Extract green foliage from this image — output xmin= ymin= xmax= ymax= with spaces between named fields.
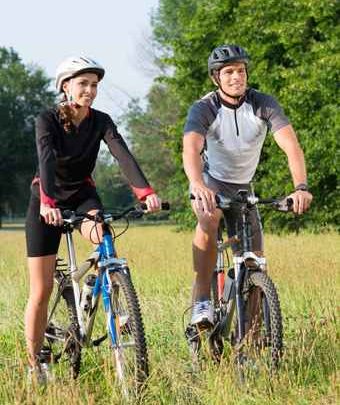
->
xmin=0 ymin=47 xmax=54 ymax=219
xmin=122 ymin=85 xmax=179 ymax=202
xmin=147 ymin=0 xmax=340 ymax=230
xmin=93 ymin=151 xmax=134 ymax=210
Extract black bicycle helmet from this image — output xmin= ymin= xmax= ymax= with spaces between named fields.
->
xmin=208 ymin=44 xmax=249 ymax=76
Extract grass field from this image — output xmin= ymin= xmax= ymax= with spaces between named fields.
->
xmin=0 ymin=225 xmax=338 ymax=404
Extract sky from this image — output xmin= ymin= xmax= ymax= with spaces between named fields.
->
xmin=1 ymin=0 xmax=160 ymax=119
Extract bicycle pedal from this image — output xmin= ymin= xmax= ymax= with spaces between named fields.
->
xmin=185 ymin=324 xmax=200 ymax=343
xmin=196 ymin=320 xmax=214 ymax=332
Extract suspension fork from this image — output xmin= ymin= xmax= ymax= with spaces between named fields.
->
xmin=233 ymin=256 xmax=246 ymax=342
xmin=216 ymin=237 xmax=225 ymax=301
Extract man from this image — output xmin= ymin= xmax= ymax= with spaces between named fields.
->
xmin=182 ymin=44 xmax=312 ymax=327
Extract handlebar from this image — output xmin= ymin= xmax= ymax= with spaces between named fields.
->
xmin=190 ymin=190 xmax=293 ymax=212
xmin=62 ymin=202 xmax=170 ymax=225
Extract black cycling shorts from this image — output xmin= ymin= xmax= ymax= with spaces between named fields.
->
xmin=200 ymin=172 xmax=264 ymax=252
xmin=25 ymin=184 xmax=103 ymax=257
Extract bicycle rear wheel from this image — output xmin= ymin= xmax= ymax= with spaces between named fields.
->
xmin=238 ymin=271 xmax=283 ymax=372
xmin=45 ymin=270 xmax=81 ymax=379
xmin=108 ymin=268 xmax=148 ymax=396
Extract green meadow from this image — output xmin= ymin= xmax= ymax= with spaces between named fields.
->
xmin=0 ymin=225 xmax=338 ymax=404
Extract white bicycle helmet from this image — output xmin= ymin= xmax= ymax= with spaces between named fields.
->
xmin=55 ymin=56 xmax=105 ymax=93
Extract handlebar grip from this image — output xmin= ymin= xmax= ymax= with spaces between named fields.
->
xmin=140 ymin=202 xmax=170 ymax=211
xmin=161 ymin=202 xmax=170 ymax=210
xmin=62 ymin=209 xmax=74 ymax=219
xmin=286 ymin=198 xmax=293 ymax=207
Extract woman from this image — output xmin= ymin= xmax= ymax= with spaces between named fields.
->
xmin=25 ymin=56 xmax=160 ymax=382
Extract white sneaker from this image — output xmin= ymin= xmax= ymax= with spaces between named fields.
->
xmin=27 ymin=362 xmax=52 ymax=386
xmin=191 ymin=300 xmax=214 ymax=327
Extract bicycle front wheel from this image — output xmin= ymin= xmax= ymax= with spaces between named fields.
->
xmin=108 ymin=268 xmax=148 ymax=396
xmin=239 ymin=271 xmax=283 ymax=372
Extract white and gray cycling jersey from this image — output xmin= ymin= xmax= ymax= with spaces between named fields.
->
xmin=184 ymin=88 xmax=290 ymax=184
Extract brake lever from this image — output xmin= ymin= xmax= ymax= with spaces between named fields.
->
xmin=275 ymin=197 xmax=293 ymax=212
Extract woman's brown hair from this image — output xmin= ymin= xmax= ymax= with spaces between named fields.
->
xmin=57 ymin=95 xmax=76 ymax=133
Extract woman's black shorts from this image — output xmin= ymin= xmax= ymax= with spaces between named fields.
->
xmin=25 ymin=184 xmax=103 ymax=257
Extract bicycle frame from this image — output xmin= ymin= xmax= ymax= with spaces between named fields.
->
xmin=51 ymin=221 xmax=129 ymax=349
xmin=217 ymin=196 xmax=267 ymax=345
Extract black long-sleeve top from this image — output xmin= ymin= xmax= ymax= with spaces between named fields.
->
xmin=33 ymin=107 xmax=154 ymax=207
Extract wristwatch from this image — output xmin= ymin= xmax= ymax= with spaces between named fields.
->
xmin=294 ymin=183 xmax=309 ymax=192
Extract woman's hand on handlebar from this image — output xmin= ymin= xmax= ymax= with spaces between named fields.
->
xmin=40 ymin=203 xmax=63 ymax=226
xmin=144 ymin=193 xmax=162 ymax=213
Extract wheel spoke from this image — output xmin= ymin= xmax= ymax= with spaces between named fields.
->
xmin=108 ymin=269 xmax=148 ymax=397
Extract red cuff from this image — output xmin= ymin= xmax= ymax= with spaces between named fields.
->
xmin=131 ymin=186 xmax=155 ymax=201
xmin=39 ymin=184 xmax=57 ymax=207
xmin=85 ymin=176 xmax=96 ymax=187
xmin=32 ymin=177 xmax=57 ymax=208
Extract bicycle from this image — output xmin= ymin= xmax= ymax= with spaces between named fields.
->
xmin=186 ymin=190 xmax=292 ymax=377
xmin=42 ymin=202 xmax=169 ymax=397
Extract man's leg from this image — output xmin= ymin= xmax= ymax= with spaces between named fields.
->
xmin=192 ymin=210 xmax=222 ymax=301
xmin=191 ymin=208 xmax=222 ymax=326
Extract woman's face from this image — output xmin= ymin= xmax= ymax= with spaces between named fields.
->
xmin=63 ymin=72 xmax=99 ymax=107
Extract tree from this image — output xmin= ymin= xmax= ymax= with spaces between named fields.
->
xmin=0 ymin=47 xmax=54 ymax=224
xmin=93 ymin=151 xmax=134 ymax=210
xmin=150 ymin=0 xmax=340 ymax=230
xmin=122 ymin=84 xmax=179 ymax=202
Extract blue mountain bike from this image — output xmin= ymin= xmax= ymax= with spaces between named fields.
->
xmin=43 ymin=203 xmax=168 ymax=396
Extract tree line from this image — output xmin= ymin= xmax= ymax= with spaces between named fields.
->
xmin=0 ymin=0 xmax=339 ymax=230
xmin=123 ymin=0 xmax=339 ymax=231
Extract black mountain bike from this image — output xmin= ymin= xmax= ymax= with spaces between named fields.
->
xmin=186 ymin=190 xmax=292 ymax=376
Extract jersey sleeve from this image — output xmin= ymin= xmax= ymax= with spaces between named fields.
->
xmin=103 ymin=116 xmax=155 ymax=200
xmin=261 ymin=95 xmax=290 ymax=133
xmin=35 ymin=112 xmax=57 ymax=207
xmin=183 ymin=101 xmax=213 ymax=136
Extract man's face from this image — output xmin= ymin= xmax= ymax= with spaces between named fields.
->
xmin=217 ymin=62 xmax=247 ymax=98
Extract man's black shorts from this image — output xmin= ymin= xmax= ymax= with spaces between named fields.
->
xmin=198 ymin=172 xmax=264 ymax=252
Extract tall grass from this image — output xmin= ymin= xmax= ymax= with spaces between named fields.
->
xmin=0 ymin=226 xmax=338 ymax=404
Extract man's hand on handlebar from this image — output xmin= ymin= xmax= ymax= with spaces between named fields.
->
xmin=190 ymin=182 xmax=216 ymax=215
xmin=288 ymin=190 xmax=313 ymax=215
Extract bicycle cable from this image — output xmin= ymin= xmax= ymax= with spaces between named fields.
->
xmin=111 ymin=216 xmax=130 ymax=240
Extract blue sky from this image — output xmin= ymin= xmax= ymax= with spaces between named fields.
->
xmin=1 ymin=0 xmax=160 ymax=119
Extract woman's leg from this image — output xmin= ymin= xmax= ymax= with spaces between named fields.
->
xmin=25 ymin=255 xmax=55 ymax=368
xmin=80 ymin=209 xmax=103 ymax=243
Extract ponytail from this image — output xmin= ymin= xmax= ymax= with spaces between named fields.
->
xmin=57 ymin=96 xmax=76 ymax=133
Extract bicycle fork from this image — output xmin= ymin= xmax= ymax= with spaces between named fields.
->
xmin=233 ymin=257 xmax=246 ymax=343
xmin=101 ymin=261 xmax=129 ymax=348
